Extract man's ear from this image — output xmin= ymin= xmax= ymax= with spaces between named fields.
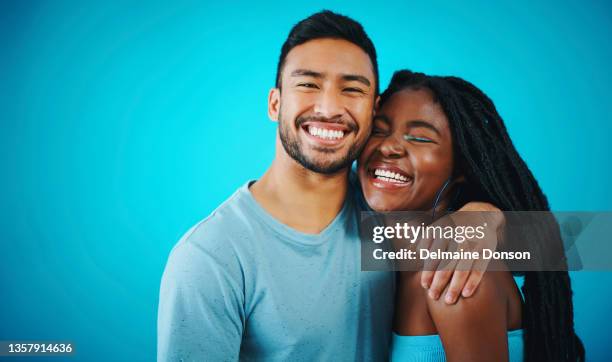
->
xmin=268 ymin=88 xmax=280 ymax=122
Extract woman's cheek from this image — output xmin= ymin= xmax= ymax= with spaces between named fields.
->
xmin=414 ymin=150 xmax=440 ymax=175
xmin=414 ymin=150 xmax=452 ymax=194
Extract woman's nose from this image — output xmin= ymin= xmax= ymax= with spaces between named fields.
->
xmin=378 ymin=134 xmax=406 ymax=159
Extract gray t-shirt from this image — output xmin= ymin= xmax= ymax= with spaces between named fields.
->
xmin=158 ymin=180 xmax=395 ymax=361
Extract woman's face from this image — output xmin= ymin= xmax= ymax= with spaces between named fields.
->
xmin=358 ymin=88 xmax=455 ymax=212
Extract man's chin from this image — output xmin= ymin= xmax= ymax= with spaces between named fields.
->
xmin=279 ymin=130 xmax=357 ymax=174
xmin=296 ymin=155 xmax=352 ymax=175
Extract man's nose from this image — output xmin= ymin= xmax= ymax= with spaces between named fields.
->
xmin=379 ymin=134 xmax=406 ymax=158
xmin=313 ymin=89 xmax=344 ymax=119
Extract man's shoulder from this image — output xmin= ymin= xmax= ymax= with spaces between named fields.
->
xmin=172 ymin=183 xmax=258 ymax=255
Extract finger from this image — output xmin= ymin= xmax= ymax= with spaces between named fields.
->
xmin=417 ymin=237 xmax=434 ymax=288
xmin=420 ymin=270 xmax=434 ymax=290
xmin=444 ymin=270 xmax=470 ymax=304
xmin=472 ymin=241 xmax=493 ymax=274
xmin=428 ymin=259 xmax=457 ymax=300
xmin=444 ymin=257 xmax=475 ymax=304
xmin=420 ymin=237 xmax=449 ymax=289
xmin=461 ymin=232 xmax=494 ymax=297
xmin=461 ymin=257 xmax=487 ymax=297
xmin=423 ymin=236 xmax=451 ymax=272
xmin=415 ymin=236 xmax=434 ymax=253
xmin=420 ymin=214 xmax=459 ymax=287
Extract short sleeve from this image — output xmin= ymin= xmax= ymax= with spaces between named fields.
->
xmin=157 ymin=237 xmax=245 ymax=362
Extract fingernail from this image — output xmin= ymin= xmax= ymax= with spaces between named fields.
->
xmin=422 ymin=281 xmax=430 ymax=289
xmin=429 ymin=290 xmax=439 ymax=300
xmin=445 ymin=293 xmax=455 ymax=304
xmin=462 ymin=287 xmax=473 ymax=297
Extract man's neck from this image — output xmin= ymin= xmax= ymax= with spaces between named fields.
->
xmin=250 ymin=146 xmax=349 ymax=234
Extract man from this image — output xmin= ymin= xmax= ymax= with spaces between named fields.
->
xmin=158 ymin=10 xmax=497 ymax=361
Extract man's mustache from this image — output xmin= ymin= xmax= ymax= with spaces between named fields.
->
xmin=295 ymin=115 xmax=358 ymax=133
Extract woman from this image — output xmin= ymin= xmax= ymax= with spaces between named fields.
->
xmin=357 ymin=70 xmax=584 ymax=361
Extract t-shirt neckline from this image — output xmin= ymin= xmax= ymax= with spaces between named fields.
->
xmin=240 ymin=180 xmax=352 ymax=246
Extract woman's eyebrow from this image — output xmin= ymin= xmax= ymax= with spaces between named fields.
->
xmin=406 ymin=119 xmax=441 ymax=136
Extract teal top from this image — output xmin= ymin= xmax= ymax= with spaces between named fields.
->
xmin=391 ymin=329 xmax=524 ymax=362
xmin=158 ymin=181 xmax=395 ymax=361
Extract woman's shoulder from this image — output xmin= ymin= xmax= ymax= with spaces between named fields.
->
xmin=426 ymin=266 xmax=522 ymax=331
xmin=416 ymin=268 xmax=522 ymax=360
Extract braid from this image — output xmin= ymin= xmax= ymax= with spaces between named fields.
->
xmin=381 ymin=70 xmax=585 ymax=361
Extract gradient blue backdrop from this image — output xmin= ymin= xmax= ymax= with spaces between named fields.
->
xmin=2 ymin=1 xmax=611 ymax=361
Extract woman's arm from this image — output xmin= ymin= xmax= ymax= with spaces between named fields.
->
xmin=426 ymin=271 xmax=515 ymax=362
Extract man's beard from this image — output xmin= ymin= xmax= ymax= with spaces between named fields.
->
xmin=278 ymin=112 xmax=367 ymax=175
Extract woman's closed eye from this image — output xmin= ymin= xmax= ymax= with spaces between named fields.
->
xmin=403 ymin=134 xmax=435 ymax=143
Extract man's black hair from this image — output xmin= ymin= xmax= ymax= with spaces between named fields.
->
xmin=275 ymin=10 xmax=379 ymax=94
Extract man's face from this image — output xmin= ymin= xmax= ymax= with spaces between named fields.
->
xmin=269 ymin=38 xmax=377 ymax=174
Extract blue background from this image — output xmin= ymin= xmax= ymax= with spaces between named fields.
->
xmin=2 ymin=1 xmax=611 ymax=361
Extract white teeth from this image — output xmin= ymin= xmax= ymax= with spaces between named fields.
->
xmin=307 ymin=126 xmax=344 ymax=140
xmin=373 ymin=168 xmax=409 ymax=182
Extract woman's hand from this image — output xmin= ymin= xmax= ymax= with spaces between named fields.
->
xmin=418 ymin=202 xmax=505 ymax=304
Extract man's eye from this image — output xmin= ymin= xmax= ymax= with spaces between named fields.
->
xmin=344 ymin=87 xmax=365 ymax=94
xmin=297 ymin=83 xmax=318 ymax=89
xmin=404 ymin=134 xmax=433 ymax=143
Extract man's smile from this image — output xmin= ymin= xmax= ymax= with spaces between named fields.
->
xmin=300 ymin=121 xmax=353 ymax=147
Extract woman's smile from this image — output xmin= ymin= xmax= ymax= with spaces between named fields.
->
xmin=366 ymin=162 xmax=413 ymax=189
